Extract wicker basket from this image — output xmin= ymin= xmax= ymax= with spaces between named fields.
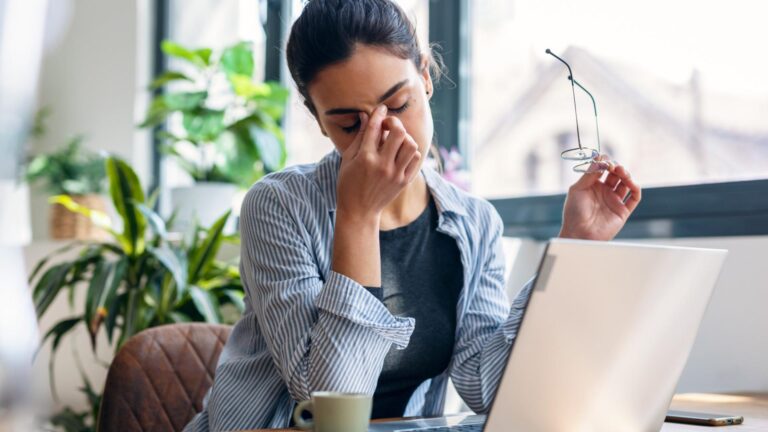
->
xmin=50 ymin=194 xmax=109 ymax=241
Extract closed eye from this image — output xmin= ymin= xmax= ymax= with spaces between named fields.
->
xmin=339 ymin=101 xmax=411 ymax=134
xmin=388 ymin=100 xmax=410 ymax=114
xmin=341 ymin=119 xmax=361 ymax=134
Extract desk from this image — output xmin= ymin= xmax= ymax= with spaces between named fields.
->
xmin=246 ymin=393 xmax=768 ymax=431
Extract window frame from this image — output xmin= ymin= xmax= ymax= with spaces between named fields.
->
xmin=490 ymin=179 xmax=768 ymax=240
xmin=433 ymin=0 xmax=768 ymax=240
xmin=151 ymin=1 xmax=768 ymax=240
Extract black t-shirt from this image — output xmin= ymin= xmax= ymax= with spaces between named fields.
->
xmin=366 ymin=195 xmax=464 ymax=419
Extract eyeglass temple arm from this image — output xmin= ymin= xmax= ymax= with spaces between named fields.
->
xmin=545 ymin=49 xmax=573 ymax=78
xmin=568 ymin=77 xmax=597 ymax=117
xmin=568 ymin=76 xmax=601 ymax=152
xmin=545 ymin=48 xmax=583 ymax=149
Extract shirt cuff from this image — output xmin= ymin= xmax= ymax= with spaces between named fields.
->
xmin=363 ymin=286 xmax=383 ymax=301
xmin=316 ymin=271 xmax=414 ymax=349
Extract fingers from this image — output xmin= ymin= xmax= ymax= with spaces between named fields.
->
xmin=353 ymin=105 xmax=422 ymax=183
xmin=615 ymin=183 xmax=630 ymax=200
xmin=396 ymin=134 xmax=421 ymax=173
xmin=570 ymin=154 xmax=611 ymax=191
xmin=604 ymin=171 xmax=621 ymax=190
xmin=617 ymin=166 xmax=642 ymax=212
xmin=345 ymin=112 xmax=369 ymax=158
xmin=380 ymin=116 xmax=407 ymax=160
xmin=609 ymin=164 xmax=642 ymax=213
xmin=403 ymin=147 xmax=422 ymax=181
xmin=602 ymin=182 xmax=632 ymax=217
xmin=379 ymin=115 xmax=420 ymax=177
xmin=360 ymin=105 xmax=388 ymax=153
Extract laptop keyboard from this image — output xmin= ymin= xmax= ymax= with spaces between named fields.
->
xmin=397 ymin=424 xmax=483 ymax=432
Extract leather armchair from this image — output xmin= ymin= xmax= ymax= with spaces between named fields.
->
xmin=97 ymin=323 xmax=231 ymax=431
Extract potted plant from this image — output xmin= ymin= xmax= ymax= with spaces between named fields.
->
xmin=25 ymin=135 xmax=108 ymax=240
xmin=31 ymin=155 xmax=243 ymax=432
xmin=140 ymin=40 xmax=289 ymax=232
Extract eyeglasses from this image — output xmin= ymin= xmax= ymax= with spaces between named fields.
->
xmin=546 ymin=48 xmax=610 ymax=173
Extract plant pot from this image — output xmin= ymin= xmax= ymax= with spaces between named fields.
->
xmin=170 ymin=182 xmax=238 ymax=234
xmin=50 ymin=194 xmax=109 ymax=241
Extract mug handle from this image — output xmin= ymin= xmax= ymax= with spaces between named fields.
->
xmin=293 ymin=400 xmax=314 ymax=430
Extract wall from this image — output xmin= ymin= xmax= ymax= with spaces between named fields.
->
xmin=30 ymin=0 xmax=150 ymax=240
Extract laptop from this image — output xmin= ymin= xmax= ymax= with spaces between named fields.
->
xmin=370 ymin=239 xmax=728 ymax=432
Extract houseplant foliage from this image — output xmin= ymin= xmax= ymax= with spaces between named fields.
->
xmin=25 ymin=113 xmax=111 ymax=240
xmin=25 ymin=135 xmax=106 ymax=196
xmin=32 ymin=156 xmax=243 ymax=431
xmin=141 ymin=40 xmax=289 ymax=189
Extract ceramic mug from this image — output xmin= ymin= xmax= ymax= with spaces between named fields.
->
xmin=292 ymin=391 xmax=372 ymax=432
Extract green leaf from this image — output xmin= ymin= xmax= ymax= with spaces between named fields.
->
xmin=86 ymin=258 xmax=127 ymax=347
xmin=146 ymin=187 xmax=161 ymax=210
xmin=189 ymin=286 xmax=221 ymax=323
xmin=120 ymin=289 xmax=141 ymax=347
xmin=49 ymin=195 xmax=120 ymax=241
xmin=161 ymin=40 xmax=209 ymax=67
xmin=105 ymin=292 xmax=126 ymax=345
xmin=41 ymin=316 xmax=81 ymax=354
xmin=250 ymin=125 xmax=284 ymax=172
xmin=139 ymin=95 xmax=170 ymax=128
xmin=265 ymin=81 xmax=289 ymax=104
xmin=220 ymin=42 xmax=254 ymax=78
xmin=149 ymin=245 xmax=187 ymax=294
xmin=136 ymin=203 xmax=167 ymax=240
xmin=188 ymin=210 xmax=231 ymax=283
xmin=170 ymin=311 xmax=192 ymax=323
xmin=25 ymin=135 xmax=107 ymax=195
xmin=33 ymin=263 xmax=72 ymax=318
xmin=106 ymin=157 xmax=147 ymax=256
xmin=84 ymin=261 xmax=110 ymax=341
xmin=149 ymin=70 xmax=193 ymax=89
xmin=164 ymin=91 xmax=207 ymax=111
xmin=182 ymin=108 xmax=225 ymax=142
xmin=25 ymin=155 xmax=50 ymax=179
xmin=213 ymin=130 xmax=262 ymax=187
xmin=49 ymin=407 xmax=89 ymax=432
xmin=28 ymin=241 xmax=83 ymax=284
xmin=224 ymin=289 xmax=245 ymax=313
xmin=195 ymin=48 xmax=212 ymax=66
xmin=230 ymin=74 xmax=270 ymax=98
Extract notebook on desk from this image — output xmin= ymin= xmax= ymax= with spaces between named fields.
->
xmin=369 ymin=239 xmax=727 ymax=432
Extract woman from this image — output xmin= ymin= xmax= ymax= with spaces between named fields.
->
xmin=185 ymin=0 xmax=641 ymax=430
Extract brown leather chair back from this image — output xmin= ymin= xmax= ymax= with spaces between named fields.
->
xmin=97 ymin=323 xmax=231 ymax=432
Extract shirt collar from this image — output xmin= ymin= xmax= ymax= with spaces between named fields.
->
xmin=313 ymin=149 xmax=467 ymax=218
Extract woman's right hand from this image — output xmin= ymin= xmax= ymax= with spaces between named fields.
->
xmin=335 ymin=104 xmax=422 ymax=221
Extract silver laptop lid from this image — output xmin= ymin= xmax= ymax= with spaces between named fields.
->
xmin=484 ymin=239 xmax=727 ymax=432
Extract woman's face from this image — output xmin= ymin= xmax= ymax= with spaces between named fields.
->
xmin=306 ymin=44 xmax=434 ymax=160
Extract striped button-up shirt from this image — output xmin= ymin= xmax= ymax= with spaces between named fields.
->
xmin=184 ymin=150 xmax=534 ymax=431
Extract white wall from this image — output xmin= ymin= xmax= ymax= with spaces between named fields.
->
xmin=31 ymin=0 xmax=150 ymax=240
xmin=502 ymin=235 xmax=768 ymax=393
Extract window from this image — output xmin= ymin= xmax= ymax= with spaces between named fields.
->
xmin=154 ymin=0 xmax=265 ymax=213
xmin=470 ymin=0 xmax=768 ymax=199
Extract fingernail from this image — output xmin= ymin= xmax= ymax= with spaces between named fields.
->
xmin=377 ymin=105 xmax=387 ymax=114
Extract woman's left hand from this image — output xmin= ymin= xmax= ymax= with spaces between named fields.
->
xmin=559 ymin=156 xmax=642 ymax=241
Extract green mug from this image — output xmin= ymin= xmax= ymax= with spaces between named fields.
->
xmin=292 ymin=391 xmax=372 ymax=432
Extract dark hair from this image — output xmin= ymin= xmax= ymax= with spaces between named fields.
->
xmin=286 ymin=0 xmax=442 ymax=115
